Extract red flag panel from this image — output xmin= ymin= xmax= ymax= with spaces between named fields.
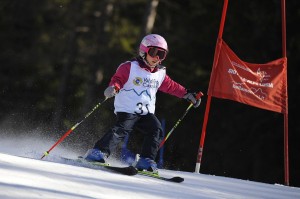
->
xmin=208 ymin=40 xmax=287 ymax=113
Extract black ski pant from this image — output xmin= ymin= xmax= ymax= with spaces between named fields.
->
xmin=94 ymin=112 xmax=164 ymax=161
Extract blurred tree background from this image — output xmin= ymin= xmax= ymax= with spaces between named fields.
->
xmin=0 ymin=0 xmax=299 ymax=186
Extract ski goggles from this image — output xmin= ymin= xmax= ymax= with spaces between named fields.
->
xmin=147 ymin=47 xmax=167 ymax=60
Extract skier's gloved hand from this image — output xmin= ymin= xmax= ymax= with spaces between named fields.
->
xmin=104 ymin=86 xmax=119 ymax=98
xmin=183 ymin=91 xmax=203 ymax=108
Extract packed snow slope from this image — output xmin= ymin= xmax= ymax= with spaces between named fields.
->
xmin=0 ymin=137 xmax=299 ymax=199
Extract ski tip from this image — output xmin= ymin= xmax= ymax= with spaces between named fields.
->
xmin=171 ymin=176 xmax=184 ymax=183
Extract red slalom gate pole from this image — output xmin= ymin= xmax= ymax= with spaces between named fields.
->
xmin=41 ymin=97 xmax=108 ymax=159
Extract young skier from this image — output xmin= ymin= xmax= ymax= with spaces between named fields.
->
xmin=83 ymin=34 xmax=202 ymax=172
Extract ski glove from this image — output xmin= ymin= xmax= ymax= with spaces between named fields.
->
xmin=183 ymin=91 xmax=203 ymax=108
xmin=104 ymin=86 xmax=118 ymax=98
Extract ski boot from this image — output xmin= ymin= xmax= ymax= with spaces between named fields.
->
xmin=83 ymin=148 xmax=107 ymax=163
xmin=135 ymin=156 xmax=158 ymax=173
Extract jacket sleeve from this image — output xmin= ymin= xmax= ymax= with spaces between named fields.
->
xmin=108 ymin=62 xmax=131 ymax=90
xmin=158 ymin=74 xmax=187 ymax=98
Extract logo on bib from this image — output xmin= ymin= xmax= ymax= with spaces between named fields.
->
xmin=133 ymin=77 xmax=143 ymax=86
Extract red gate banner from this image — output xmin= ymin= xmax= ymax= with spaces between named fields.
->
xmin=208 ymin=40 xmax=287 ymax=113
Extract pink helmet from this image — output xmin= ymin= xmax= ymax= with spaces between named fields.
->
xmin=139 ymin=34 xmax=168 ymax=59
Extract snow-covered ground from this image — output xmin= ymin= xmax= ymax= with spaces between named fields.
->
xmin=0 ymin=136 xmax=299 ymax=199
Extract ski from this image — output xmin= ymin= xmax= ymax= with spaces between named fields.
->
xmin=60 ymin=157 xmax=183 ymax=182
xmin=61 ymin=157 xmax=137 ymax=176
xmin=130 ymin=154 xmax=184 ymax=183
xmin=137 ymin=170 xmax=184 ymax=183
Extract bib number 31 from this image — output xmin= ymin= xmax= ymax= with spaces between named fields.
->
xmin=134 ymin=102 xmax=150 ymax=115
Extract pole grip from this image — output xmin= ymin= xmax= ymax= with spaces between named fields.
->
xmin=196 ymin=91 xmax=204 ymax=99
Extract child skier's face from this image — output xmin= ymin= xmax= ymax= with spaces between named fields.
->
xmin=146 ymin=53 xmax=160 ymax=68
xmin=146 ymin=47 xmax=167 ymax=68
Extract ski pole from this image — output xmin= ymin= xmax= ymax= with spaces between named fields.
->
xmin=159 ymin=92 xmax=203 ymax=149
xmin=41 ymin=97 xmax=108 ymax=159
